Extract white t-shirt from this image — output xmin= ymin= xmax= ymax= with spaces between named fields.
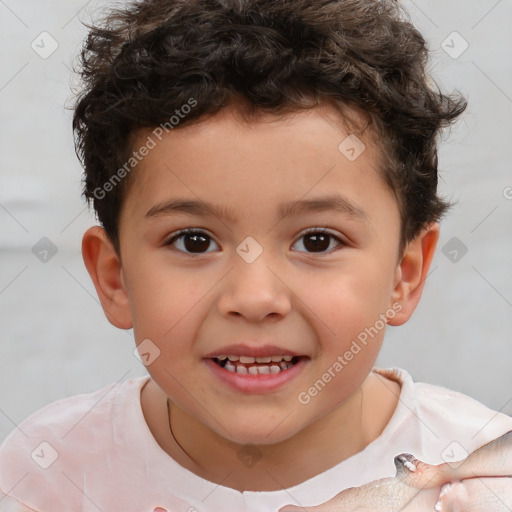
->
xmin=1 ymin=367 xmax=511 ymax=512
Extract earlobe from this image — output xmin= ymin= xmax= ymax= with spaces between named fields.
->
xmin=388 ymin=223 xmax=440 ymax=326
xmin=81 ymin=226 xmax=133 ymax=330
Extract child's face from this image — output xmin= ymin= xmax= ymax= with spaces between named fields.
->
xmin=115 ymin=103 xmax=406 ymax=444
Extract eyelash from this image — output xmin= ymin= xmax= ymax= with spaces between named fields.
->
xmin=164 ymin=227 xmax=346 ymax=255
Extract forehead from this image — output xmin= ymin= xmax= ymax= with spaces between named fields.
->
xmin=120 ymin=103 xmax=395 ymax=227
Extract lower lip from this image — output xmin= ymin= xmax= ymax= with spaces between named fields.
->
xmin=204 ymin=358 xmax=308 ymax=394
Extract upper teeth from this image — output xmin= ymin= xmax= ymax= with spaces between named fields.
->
xmin=216 ymin=355 xmax=294 ymax=363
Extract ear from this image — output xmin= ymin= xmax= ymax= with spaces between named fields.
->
xmin=387 ymin=223 xmax=439 ymax=326
xmin=81 ymin=226 xmax=133 ymax=329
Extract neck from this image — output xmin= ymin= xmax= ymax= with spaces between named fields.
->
xmin=154 ymin=372 xmax=399 ymax=492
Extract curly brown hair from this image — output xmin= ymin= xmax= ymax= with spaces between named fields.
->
xmin=72 ymin=0 xmax=466 ymax=256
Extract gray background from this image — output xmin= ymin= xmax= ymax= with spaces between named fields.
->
xmin=1 ymin=0 xmax=511 ymax=445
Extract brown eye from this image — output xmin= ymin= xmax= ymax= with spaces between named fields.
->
xmin=166 ymin=230 xmax=219 ymax=254
xmin=292 ymin=229 xmax=344 ymax=254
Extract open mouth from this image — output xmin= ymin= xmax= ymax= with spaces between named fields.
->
xmin=212 ymin=355 xmax=302 ymax=375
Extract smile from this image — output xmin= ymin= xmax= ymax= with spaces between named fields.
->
xmin=212 ymin=354 xmax=298 ymax=375
xmin=205 ymin=353 xmax=308 ymax=393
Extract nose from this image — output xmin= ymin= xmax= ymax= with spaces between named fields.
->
xmin=216 ymin=252 xmax=292 ymax=323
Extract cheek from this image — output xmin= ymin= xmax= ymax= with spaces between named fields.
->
xmin=128 ymin=261 xmax=212 ymax=340
xmin=309 ymin=262 xmax=394 ymax=339
xmin=300 ymin=261 xmax=393 ymax=388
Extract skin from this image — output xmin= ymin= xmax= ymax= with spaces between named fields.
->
xmin=82 ymin=101 xmax=439 ymax=492
xmin=279 ymin=430 xmax=512 ymax=512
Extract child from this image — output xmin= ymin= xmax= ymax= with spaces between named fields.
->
xmin=1 ymin=0 xmax=511 ymax=510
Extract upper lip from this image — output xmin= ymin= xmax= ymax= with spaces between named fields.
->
xmin=204 ymin=344 xmax=304 ymax=359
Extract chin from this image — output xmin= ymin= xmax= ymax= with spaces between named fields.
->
xmin=219 ymin=421 xmax=302 ymax=448
xmin=229 ymin=433 xmax=288 ymax=448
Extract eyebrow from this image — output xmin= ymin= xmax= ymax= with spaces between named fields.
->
xmin=145 ymin=194 xmax=370 ymax=224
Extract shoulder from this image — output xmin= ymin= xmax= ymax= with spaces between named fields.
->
xmin=414 ymin=377 xmax=510 ymax=425
xmin=376 ymin=368 xmax=512 ymax=462
xmin=1 ymin=376 xmax=148 ymax=446
xmin=0 ymin=376 xmax=149 ymax=508
xmin=414 ymin=377 xmax=512 ymax=442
